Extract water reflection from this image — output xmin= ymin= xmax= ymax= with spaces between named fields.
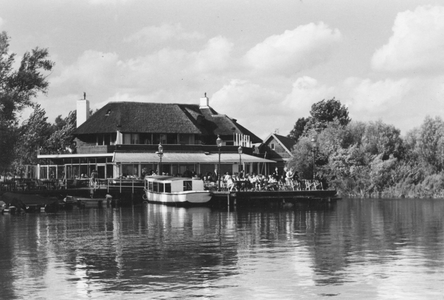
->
xmin=0 ymin=199 xmax=443 ymax=299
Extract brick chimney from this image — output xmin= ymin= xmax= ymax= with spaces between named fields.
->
xmin=77 ymin=92 xmax=90 ymax=127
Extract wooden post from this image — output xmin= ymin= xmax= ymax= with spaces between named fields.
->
xmin=227 ymin=192 xmax=230 ymax=209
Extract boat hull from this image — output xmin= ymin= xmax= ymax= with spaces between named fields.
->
xmin=145 ymin=190 xmax=212 ymax=204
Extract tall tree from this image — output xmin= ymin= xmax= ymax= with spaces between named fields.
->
xmin=13 ymin=104 xmax=51 ymax=174
xmin=361 ymin=120 xmax=404 ymax=160
xmin=288 ymin=117 xmax=308 ymax=141
xmin=46 ymin=110 xmax=77 ymax=154
xmin=305 ymin=98 xmax=351 ymax=133
xmin=414 ymin=116 xmax=444 ymax=172
xmin=0 ymin=31 xmax=53 ymax=174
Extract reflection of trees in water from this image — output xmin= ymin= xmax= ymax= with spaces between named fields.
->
xmin=2 ymin=199 xmax=443 ymax=295
xmin=310 ymin=198 xmax=444 ymax=285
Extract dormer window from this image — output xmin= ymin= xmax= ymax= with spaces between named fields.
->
xmin=271 ymin=143 xmax=275 ymax=150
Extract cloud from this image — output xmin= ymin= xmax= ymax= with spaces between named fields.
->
xmin=50 ymin=50 xmax=121 ymax=93
xmin=244 ymin=22 xmax=341 ymax=76
xmin=0 ymin=17 xmax=4 ymax=28
xmin=211 ymin=79 xmax=286 ymax=137
xmin=194 ymin=36 xmax=233 ymax=73
xmin=49 ymin=35 xmax=233 ymax=112
xmin=283 ymin=76 xmax=335 ymax=116
xmin=372 ymin=5 xmax=444 ymax=73
xmin=124 ymin=23 xmax=205 ymax=46
xmin=88 ymin=0 xmax=134 ymax=5
xmin=344 ymin=77 xmax=410 ymax=113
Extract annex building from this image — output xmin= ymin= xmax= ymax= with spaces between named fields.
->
xmin=36 ymin=95 xmax=275 ymax=181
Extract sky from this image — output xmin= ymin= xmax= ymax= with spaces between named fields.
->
xmin=1 ymin=0 xmax=444 ymax=139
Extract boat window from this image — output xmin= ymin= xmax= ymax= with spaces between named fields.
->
xmin=148 ymin=181 xmax=153 ymax=192
xmin=159 ymin=183 xmax=164 ymax=193
xmin=183 ymin=181 xmax=192 ymax=191
xmin=153 ymin=182 xmax=159 ymax=192
xmin=165 ymin=183 xmax=171 ymax=193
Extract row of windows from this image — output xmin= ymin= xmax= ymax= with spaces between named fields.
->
xmin=147 ymin=181 xmax=192 ymax=193
xmin=97 ymin=133 xmax=199 ymax=145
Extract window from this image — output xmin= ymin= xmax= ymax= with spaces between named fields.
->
xmin=153 ymin=133 xmax=167 ymax=144
xmin=183 ymin=181 xmax=192 ymax=191
xmin=167 ymin=133 xmax=177 ymax=144
xmin=179 ymin=134 xmax=195 ymax=144
xmin=165 ymin=183 xmax=171 ymax=193
xmin=123 ymin=133 xmax=140 ymax=144
xmin=271 ymin=143 xmax=275 ymax=150
xmin=140 ymin=133 xmax=151 ymax=144
xmin=131 ymin=134 xmax=139 ymax=144
xmin=123 ymin=133 xmax=131 ymax=145
xmin=153 ymin=182 xmax=159 ymax=192
xmin=148 ymin=181 xmax=153 ymax=192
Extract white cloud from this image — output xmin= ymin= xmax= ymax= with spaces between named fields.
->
xmin=0 ymin=17 xmax=4 ymax=28
xmin=194 ymin=36 xmax=233 ymax=73
xmin=88 ymin=0 xmax=134 ymax=5
xmin=50 ymin=35 xmax=232 ymax=96
xmin=211 ymin=79 xmax=286 ymax=138
xmin=344 ymin=77 xmax=410 ymax=113
xmin=372 ymin=5 xmax=444 ymax=73
xmin=283 ymin=76 xmax=335 ymax=116
xmin=51 ymin=50 xmax=121 ymax=92
xmin=124 ymin=23 xmax=205 ymax=46
xmin=244 ymin=22 xmax=341 ymax=76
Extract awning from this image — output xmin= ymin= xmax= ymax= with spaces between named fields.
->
xmin=113 ymin=152 xmax=275 ymax=164
xmin=38 ymin=153 xmax=114 ymax=159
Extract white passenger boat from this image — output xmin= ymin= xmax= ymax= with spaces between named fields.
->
xmin=144 ymin=175 xmax=212 ymax=205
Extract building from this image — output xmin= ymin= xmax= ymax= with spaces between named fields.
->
xmin=37 ymin=94 xmax=275 ymax=181
xmin=260 ymin=133 xmax=296 ymax=174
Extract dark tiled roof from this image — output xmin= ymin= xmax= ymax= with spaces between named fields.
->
xmin=74 ymin=101 xmax=262 ymax=143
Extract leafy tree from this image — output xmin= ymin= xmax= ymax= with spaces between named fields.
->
xmin=12 ymin=104 xmax=51 ymax=174
xmin=46 ymin=110 xmax=77 ymax=154
xmin=288 ymin=117 xmax=308 ymax=141
xmin=361 ymin=120 xmax=404 ymax=160
xmin=0 ymin=31 xmax=53 ymax=174
xmin=305 ymin=98 xmax=350 ymax=133
xmin=287 ymin=136 xmax=315 ymax=179
xmin=414 ymin=116 xmax=444 ymax=172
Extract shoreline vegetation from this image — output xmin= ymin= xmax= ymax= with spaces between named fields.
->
xmin=287 ymin=99 xmax=444 ymax=200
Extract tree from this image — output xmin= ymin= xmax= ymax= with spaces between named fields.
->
xmin=46 ymin=110 xmax=77 ymax=154
xmin=415 ymin=116 xmax=444 ymax=172
xmin=0 ymin=31 xmax=53 ymax=174
xmin=305 ymin=98 xmax=351 ymax=133
xmin=361 ymin=120 xmax=404 ymax=160
xmin=12 ymin=104 xmax=51 ymax=173
xmin=288 ymin=117 xmax=308 ymax=141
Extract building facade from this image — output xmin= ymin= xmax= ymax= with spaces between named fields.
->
xmin=37 ymin=95 xmax=275 ymax=181
xmin=260 ymin=133 xmax=296 ymax=174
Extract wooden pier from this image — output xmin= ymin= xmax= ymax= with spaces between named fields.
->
xmin=211 ymin=189 xmax=340 ymax=207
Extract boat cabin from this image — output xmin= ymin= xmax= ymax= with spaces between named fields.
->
xmin=145 ymin=176 xmax=205 ymax=193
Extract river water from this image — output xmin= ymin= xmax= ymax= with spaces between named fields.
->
xmin=0 ymin=198 xmax=443 ymax=300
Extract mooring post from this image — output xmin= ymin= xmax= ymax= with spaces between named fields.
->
xmin=227 ymin=192 xmax=230 ymax=209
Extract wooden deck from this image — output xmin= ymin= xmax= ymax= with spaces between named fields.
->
xmin=211 ymin=189 xmax=340 ymax=207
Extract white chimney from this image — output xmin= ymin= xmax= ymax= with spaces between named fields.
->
xmin=77 ymin=92 xmax=90 ymax=127
xmin=199 ymin=93 xmax=209 ymax=109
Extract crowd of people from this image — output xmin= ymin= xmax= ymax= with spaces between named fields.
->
xmin=203 ymin=168 xmax=326 ymax=192
xmin=137 ymin=167 xmax=327 ymax=192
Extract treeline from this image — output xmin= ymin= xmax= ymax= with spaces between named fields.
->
xmin=0 ymin=31 xmax=77 ymax=177
xmin=287 ymin=99 xmax=444 ymax=199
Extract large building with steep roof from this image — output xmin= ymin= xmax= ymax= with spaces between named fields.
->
xmin=37 ymin=95 xmax=274 ymax=181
